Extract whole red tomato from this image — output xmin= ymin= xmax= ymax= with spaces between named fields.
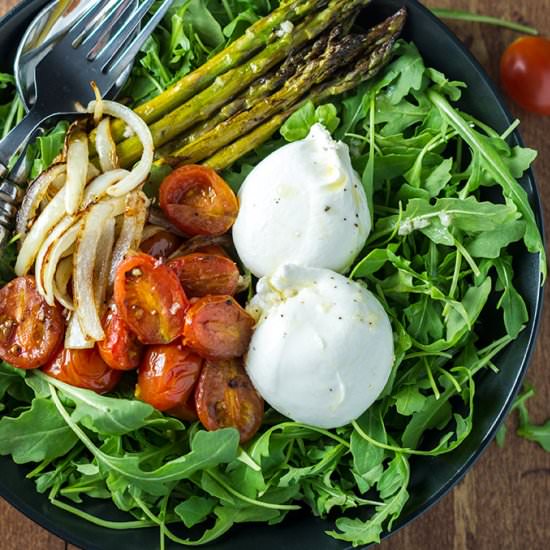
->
xmin=500 ymin=36 xmax=550 ymax=115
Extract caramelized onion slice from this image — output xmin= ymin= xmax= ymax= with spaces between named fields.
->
xmin=15 ymin=187 xmax=67 ymax=276
xmin=96 ymin=117 xmax=119 ymax=173
xmin=65 ymin=129 xmax=89 ymax=215
xmin=74 ymin=199 xmax=123 ymax=342
xmin=87 ymin=100 xmax=153 ymax=197
xmin=16 ymin=163 xmax=66 ymax=239
xmin=109 ymin=191 xmax=150 ymax=286
xmin=54 ymin=256 xmax=74 ymax=310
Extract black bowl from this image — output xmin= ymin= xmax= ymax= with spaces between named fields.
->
xmin=0 ymin=0 xmax=544 ymax=548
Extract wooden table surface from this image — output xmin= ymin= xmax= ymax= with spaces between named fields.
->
xmin=0 ymin=0 xmax=549 ymax=549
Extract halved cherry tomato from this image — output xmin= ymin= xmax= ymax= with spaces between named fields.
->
xmin=500 ymin=37 xmax=550 ymax=115
xmin=114 ymin=253 xmax=189 ymax=345
xmin=136 ymin=343 xmax=203 ymax=418
xmin=43 ymin=347 xmax=121 ymax=394
xmin=98 ymin=302 xmax=143 ymax=371
xmin=159 ymin=165 xmax=239 ymax=236
xmin=0 ymin=276 xmax=64 ymax=370
xmin=183 ymin=295 xmax=255 ymax=360
xmin=195 ymin=359 xmax=264 ymax=443
xmin=167 ymin=253 xmax=240 ymax=298
xmin=140 ymin=230 xmax=182 ymax=259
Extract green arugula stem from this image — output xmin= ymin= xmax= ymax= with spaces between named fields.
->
xmin=205 ymin=470 xmax=301 ymax=511
xmin=424 ymin=359 xmax=441 ymax=400
xmin=430 ymin=8 xmax=538 ymax=36
xmin=453 ymin=238 xmax=480 ymax=277
xmin=50 ymin=497 xmax=158 ymax=529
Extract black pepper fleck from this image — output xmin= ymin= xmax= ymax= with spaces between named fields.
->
xmin=324 ymin=206 xmax=331 ymax=212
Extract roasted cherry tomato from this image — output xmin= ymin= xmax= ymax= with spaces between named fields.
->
xmin=0 ymin=276 xmax=64 ymax=370
xmin=114 ymin=253 xmax=189 ymax=345
xmin=167 ymin=253 xmax=240 ymax=298
xmin=195 ymin=359 xmax=264 ymax=443
xmin=167 ymin=397 xmax=198 ymax=422
xmin=98 ymin=303 xmax=143 ymax=371
xmin=140 ymin=230 xmax=182 ymax=259
xmin=159 ymin=165 xmax=239 ymax=236
xmin=500 ymin=36 xmax=550 ymax=115
xmin=136 ymin=343 xmax=203 ymax=418
xmin=43 ymin=347 xmax=121 ymax=393
xmin=183 ymin=295 xmax=254 ymax=360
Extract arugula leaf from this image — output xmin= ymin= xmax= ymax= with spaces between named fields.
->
xmin=280 ymin=101 xmax=340 ymax=142
xmin=494 ymin=258 xmax=529 ymax=338
xmin=38 ymin=373 xmax=165 ymax=436
xmin=26 ymin=121 xmax=68 ymax=179
xmin=0 ymin=399 xmax=77 ymax=464
xmin=175 ymin=496 xmax=217 ymax=528
xmin=0 ymin=362 xmax=25 ymax=401
xmin=467 ymin=221 xmax=526 ymax=259
xmin=328 ymin=454 xmax=410 ymax=545
xmin=393 ymin=385 xmax=428 ymax=416
xmin=351 ymin=408 xmax=386 ymax=492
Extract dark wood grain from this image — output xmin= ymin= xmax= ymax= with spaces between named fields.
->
xmin=1 ymin=1 xmax=549 ymax=549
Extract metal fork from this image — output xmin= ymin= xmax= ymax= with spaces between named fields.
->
xmin=0 ymin=0 xmax=173 ymax=247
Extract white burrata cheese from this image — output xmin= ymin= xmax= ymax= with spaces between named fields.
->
xmin=233 ymin=124 xmax=371 ymax=278
xmin=245 ymin=264 xmax=394 ymax=429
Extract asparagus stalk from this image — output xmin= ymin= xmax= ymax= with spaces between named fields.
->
xmin=155 ymin=45 xmax=311 ymax=161
xmin=167 ymin=9 xmax=406 ymax=166
xmin=203 ymin=112 xmax=292 ymax=172
xmin=116 ymin=0 xmax=371 ymax=168
xmin=103 ymin=0 xmax=329 ymax=145
xmin=203 ymin=9 xmax=406 ymax=172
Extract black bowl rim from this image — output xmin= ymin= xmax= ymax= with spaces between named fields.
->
xmin=0 ymin=0 xmax=545 ymax=548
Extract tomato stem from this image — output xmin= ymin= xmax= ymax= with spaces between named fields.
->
xmin=431 ymin=8 xmax=539 ymax=36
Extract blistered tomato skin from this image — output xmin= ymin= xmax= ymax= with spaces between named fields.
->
xmin=500 ymin=37 xmax=550 ymax=116
xmin=114 ymin=253 xmax=189 ymax=345
xmin=159 ymin=165 xmax=239 ymax=236
xmin=43 ymin=347 xmax=121 ymax=394
xmin=98 ymin=303 xmax=143 ymax=371
xmin=140 ymin=230 xmax=182 ymax=259
xmin=195 ymin=359 xmax=264 ymax=443
xmin=0 ymin=276 xmax=64 ymax=370
xmin=167 ymin=253 xmax=240 ymax=298
xmin=136 ymin=343 xmax=203 ymax=414
xmin=183 ymin=295 xmax=255 ymax=360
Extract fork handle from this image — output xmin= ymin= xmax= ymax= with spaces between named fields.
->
xmin=0 ymin=109 xmax=45 ymax=248
xmin=0 ymin=109 xmax=44 ymax=178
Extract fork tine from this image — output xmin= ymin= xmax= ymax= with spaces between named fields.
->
xmin=58 ymin=0 xmax=113 ymax=47
xmin=102 ymin=0 xmax=173 ymax=75
xmin=91 ymin=0 xmax=155 ymax=63
xmin=82 ymin=0 xmax=136 ymax=54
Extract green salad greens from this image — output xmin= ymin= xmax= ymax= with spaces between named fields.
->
xmin=0 ymin=0 xmax=546 ymax=548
